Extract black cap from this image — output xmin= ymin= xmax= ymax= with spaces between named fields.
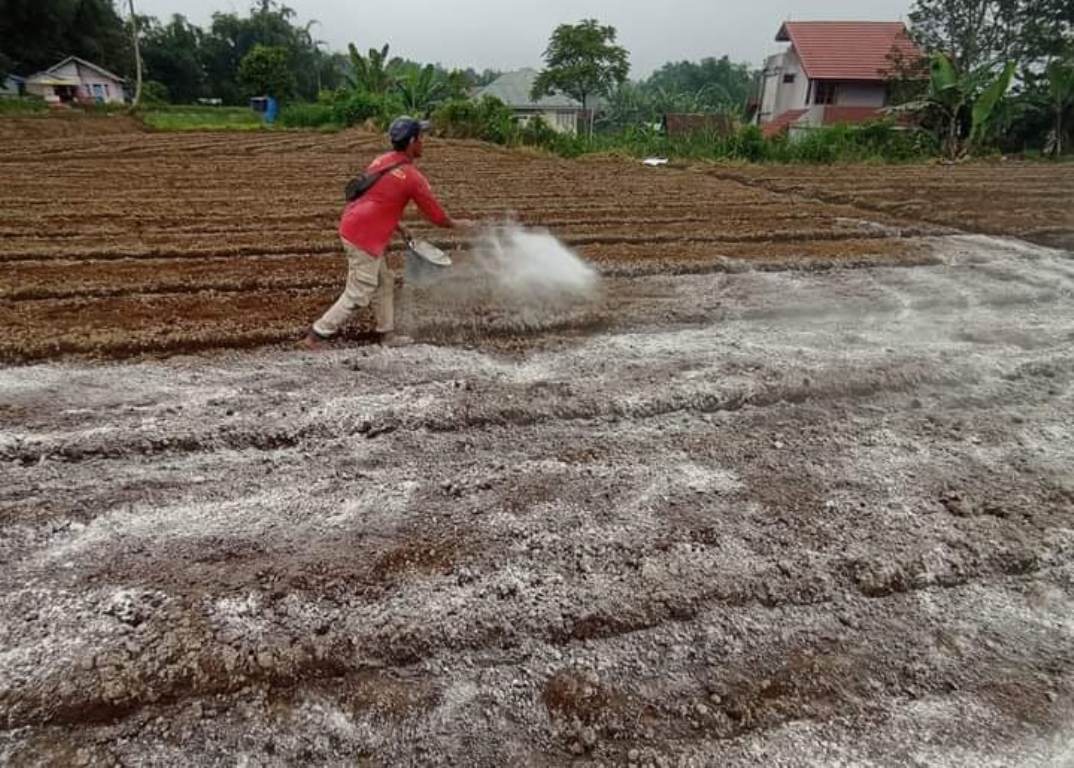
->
xmin=389 ymin=116 xmax=431 ymax=146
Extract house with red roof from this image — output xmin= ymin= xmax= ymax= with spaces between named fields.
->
xmin=754 ymin=21 xmax=922 ymax=137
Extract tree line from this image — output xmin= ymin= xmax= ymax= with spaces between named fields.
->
xmin=902 ymin=0 xmax=1074 ymax=155
xmin=0 ymin=0 xmax=502 ymax=105
xmin=0 ymin=1 xmax=751 ymax=116
xmin=1 ymin=0 xmax=1070 ymax=156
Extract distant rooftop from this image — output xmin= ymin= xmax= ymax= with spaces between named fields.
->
xmin=475 ymin=69 xmax=581 ymax=110
xmin=776 ymin=21 xmax=921 ymax=80
xmin=45 ymin=55 xmax=126 ymax=82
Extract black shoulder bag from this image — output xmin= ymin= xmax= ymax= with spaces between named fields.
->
xmin=343 ymin=160 xmax=410 ymax=202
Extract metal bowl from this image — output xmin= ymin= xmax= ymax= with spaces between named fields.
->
xmin=404 ymin=240 xmax=452 ymax=288
xmin=408 ymin=239 xmax=452 ymax=266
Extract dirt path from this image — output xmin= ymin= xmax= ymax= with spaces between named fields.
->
xmin=1 ymin=233 xmax=1072 ymax=765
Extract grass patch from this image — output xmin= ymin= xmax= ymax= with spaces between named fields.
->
xmin=139 ymin=106 xmax=264 ymax=131
xmin=138 ymin=104 xmax=343 ymax=133
xmin=278 ymin=102 xmax=342 ymax=130
xmin=0 ymin=98 xmax=49 ymax=115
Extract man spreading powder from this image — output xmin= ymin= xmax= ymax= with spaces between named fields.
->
xmin=301 ymin=116 xmax=473 ymax=349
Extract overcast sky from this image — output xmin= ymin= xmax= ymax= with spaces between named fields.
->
xmin=133 ymin=0 xmax=913 ymax=76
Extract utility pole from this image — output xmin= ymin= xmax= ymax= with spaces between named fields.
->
xmin=127 ymin=0 xmax=143 ymax=109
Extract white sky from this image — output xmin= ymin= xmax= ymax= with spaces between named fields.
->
xmin=132 ymin=0 xmax=913 ymax=76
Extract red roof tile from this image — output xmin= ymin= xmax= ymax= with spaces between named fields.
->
xmin=776 ymin=21 xmax=922 ymax=81
xmin=762 ymin=108 xmax=808 ymax=138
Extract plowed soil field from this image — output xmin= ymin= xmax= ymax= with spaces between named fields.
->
xmin=2 ymin=119 xmax=1073 ymax=766
xmin=0 ymin=124 xmax=959 ymax=363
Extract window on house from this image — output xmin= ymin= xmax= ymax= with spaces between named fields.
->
xmin=814 ymin=81 xmax=836 ymax=104
xmin=782 ymin=73 xmax=796 ymax=84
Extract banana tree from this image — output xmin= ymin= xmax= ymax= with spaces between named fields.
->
xmin=1046 ymin=57 xmax=1074 ymax=156
xmin=396 ymin=64 xmax=447 ymax=114
xmin=895 ymin=53 xmax=1015 ymax=159
xmin=346 ymin=43 xmax=395 ymax=95
xmin=968 ymin=59 xmax=1016 ymax=146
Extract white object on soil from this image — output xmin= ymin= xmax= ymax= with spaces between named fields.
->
xmin=409 ymin=239 xmax=452 ymax=266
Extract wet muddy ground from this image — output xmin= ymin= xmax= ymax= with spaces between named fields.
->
xmin=1 ymin=122 xmax=1074 ymax=765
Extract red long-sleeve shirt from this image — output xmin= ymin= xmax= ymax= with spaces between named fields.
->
xmin=338 ymin=151 xmax=450 ymax=257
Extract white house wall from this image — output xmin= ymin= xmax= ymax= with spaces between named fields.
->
xmin=515 ymin=109 xmax=578 ymax=135
xmin=24 ymin=81 xmax=66 ymax=102
xmin=50 ymin=62 xmax=81 ymax=80
xmin=774 ymin=48 xmax=810 ymax=116
xmin=757 ymin=52 xmax=784 ymax=123
xmin=544 ymin=110 xmax=577 ymax=134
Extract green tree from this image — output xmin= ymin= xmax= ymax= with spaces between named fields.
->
xmin=909 ymin=0 xmax=1074 ymax=73
xmin=238 ymin=44 xmax=294 ymax=99
xmin=908 ymin=0 xmax=1020 ymax=73
xmin=907 ymin=0 xmax=1074 ymax=152
xmin=140 ymin=14 xmax=206 ymax=103
xmin=318 ymin=52 xmax=351 ymax=93
xmin=644 ymin=56 xmax=752 ymax=113
xmin=600 ymin=81 xmax=660 ymax=130
xmin=896 ymin=52 xmax=1016 ymax=157
xmin=532 ymin=19 xmax=630 ymax=137
xmin=1045 ymin=54 xmax=1074 ymax=154
xmin=443 ymin=69 xmax=472 ymax=100
xmin=347 ymin=42 xmax=395 ymax=95
xmin=140 ymin=79 xmax=169 ymax=103
xmin=200 ymin=2 xmax=321 ymax=104
xmin=0 ymin=0 xmax=131 ymax=78
xmin=396 ymin=64 xmax=448 ymax=114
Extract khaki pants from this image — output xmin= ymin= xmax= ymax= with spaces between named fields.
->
xmin=313 ymin=239 xmax=394 ymax=337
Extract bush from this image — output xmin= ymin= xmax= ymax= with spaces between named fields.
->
xmin=279 ymin=102 xmax=339 ymax=128
xmin=141 ymin=81 xmax=170 ymax=106
xmin=518 ymin=115 xmax=559 ymax=146
xmin=779 ymin=121 xmax=937 ymax=163
xmin=319 ymin=89 xmax=403 ymax=129
xmin=728 ymin=124 xmax=769 ymax=162
xmin=517 ymin=116 xmax=592 ymax=156
xmin=316 ymin=87 xmax=941 ymax=164
xmin=330 ymin=90 xmax=383 ymax=126
xmin=433 ymin=96 xmax=518 ymax=144
xmin=0 ymin=96 xmax=47 ymax=115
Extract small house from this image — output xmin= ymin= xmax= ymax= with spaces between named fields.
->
xmin=475 ymin=69 xmax=582 ymax=134
xmin=25 ymin=56 xmax=126 ymax=106
xmin=1 ymin=75 xmax=26 ymax=98
xmin=754 ymin=21 xmax=922 ymax=137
